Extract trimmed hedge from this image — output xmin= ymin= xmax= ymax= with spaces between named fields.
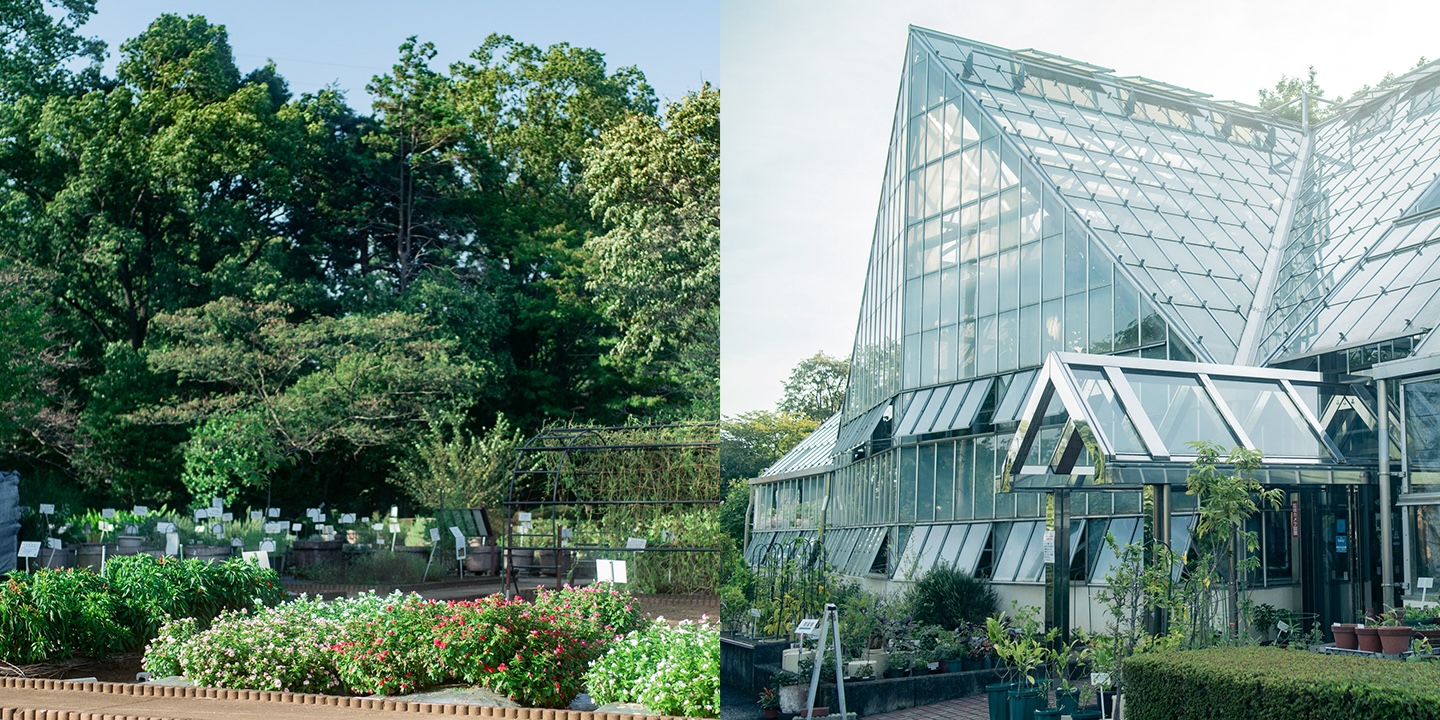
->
xmin=1126 ymin=646 xmax=1440 ymax=720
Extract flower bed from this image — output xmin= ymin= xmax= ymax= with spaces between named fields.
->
xmin=584 ymin=617 xmax=720 ymax=717
xmin=0 ymin=554 xmax=286 ymax=664
xmin=141 ymin=583 xmax=709 ymax=712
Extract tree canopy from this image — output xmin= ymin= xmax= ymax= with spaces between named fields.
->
xmin=0 ymin=11 xmax=718 ymax=512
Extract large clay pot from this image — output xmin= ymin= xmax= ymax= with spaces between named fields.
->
xmin=1356 ymin=626 xmax=1382 ymax=653
xmin=1378 ymin=626 xmax=1414 ymax=654
xmin=534 ymin=547 xmax=575 ymax=577
xmin=464 ymin=541 xmax=498 ymax=574
xmin=75 ymin=543 xmax=115 ymax=571
xmin=38 ymin=546 xmax=76 ymax=569
xmin=184 ymin=544 xmax=234 ymax=564
xmin=507 ymin=547 xmax=536 ymax=576
xmin=291 ymin=540 xmax=343 ymax=568
xmin=116 ymin=535 xmax=145 ymax=549
xmin=1332 ymin=623 xmax=1358 ymax=650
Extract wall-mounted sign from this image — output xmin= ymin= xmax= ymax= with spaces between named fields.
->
xmin=1336 ymin=535 xmax=1348 ymax=554
xmin=1291 ymin=499 xmax=1300 ymax=538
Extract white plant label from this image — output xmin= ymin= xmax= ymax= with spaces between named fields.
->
xmin=390 ymin=506 xmax=399 ymax=518
xmin=47 ymin=538 xmax=62 ymax=550
xmin=306 ymin=508 xmax=319 ymax=519
xmin=38 ymin=504 xmax=54 ymax=515
xmin=291 ymin=523 xmax=303 ymax=532
xmin=1421 ymin=577 xmax=1435 ymax=590
xmin=341 ymin=513 xmax=356 ymax=524
xmin=517 ymin=511 xmax=532 ymax=522
xmin=372 ymin=523 xmax=384 ymax=531
xmin=230 ymin=537 xmax=244 ymax=547
xmin=211 ymin=497 xmax=224 ymax=509
xmin=221 ymin=512 xmax=233 ymax=523
xmin=389 ymin=523 xmax=400 ymax=534
xmin=99 ymin=521 xmax=114 ymax=533
xmin=561 ymin=527 xmax=574 ymax=539
xmin=449 ymin=526 xmax=465 ymax=542
xmin=212 ymin=524 xmax=224 ymax=536
xmin=164 ymin=533 xmax=179 ymax=556
xmin=625 ymin=537 xmax=647 ymax=550
xmin=795 ymin=618 xmax=820 ymax=636
xmin=17 ymin=541 xmax=40 ymax=558
xmin=429 ymin=528 xmax=441 ymax=542
xmin=156 ymin=522 xmax=176 ymax=534
xmin=250 ymin=511 xmax=262 ymax=521
xmin=267 ymin=508 xmax=280 ymax=518
xmin=596 ymin=559 xmax=613 ymax=583
xmin=101 ymin=508 xmax=115 ymax=519
xmin=259 ymin=540 xmax=276 ymax=553
xmin=315 ymin=513 xmax=326 ymax=523
xmin=207 ymin=507 xmax=222 ymax=519
xmin=133 ymin=505 xmax=149 ymax=517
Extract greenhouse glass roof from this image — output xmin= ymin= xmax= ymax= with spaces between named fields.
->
xmin=1002 ymin=353 xmax=1379 ymax=490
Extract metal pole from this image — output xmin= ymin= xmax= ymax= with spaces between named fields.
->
xmin=1153 ymin=484 xmax=1172 ymax=636
xmin=1379 ymin=378 xmax=1395 ymax=608
xmin=1052 ymin=490 xmax=1071 ymax=644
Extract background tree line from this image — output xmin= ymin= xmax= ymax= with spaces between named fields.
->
xmin=0 ymin=1 xmax=718 ymax=514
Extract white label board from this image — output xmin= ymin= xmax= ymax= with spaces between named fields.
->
xmin=625 ymin=537 xmax=647 ymax=550
xmin=389 ymin=522 xmax=400 ymax=534
xmin=259 ymin=539 xmax=275 ymax=553
xmin=795 ymin=618 xmax=820 ymax=636
xmin=1421 ymin=577 xmax=1435 ymax=590
xmin=267 ymin=508 xmax=280 ymax=518
xmin=449 ymin=526 xmax=465 ymax=542
xmin=133 ymin=505 xmax=149 ymax=517
xmin=1042 ymin=530 xmax=1056 ymax=564
xmin=372 ymin=522 xmax=384 ymax=531
xmin=47 ymin=538 xmax=62 ymax=550
xmin=211 ymin=497 xmax=224 ymax=509
xmin=221 ymin=512 xmax=233 ymax=523
xmin=98 ymin=521 xmax=114 ymax=533
xmin=17 ymin=541 xmax=40 ymax=558
xmin=249 ymin=511 xmax=262 ymax=521
xmin=517 ymin=511 xmax=532 ymax=522
xmin=341 ymin=513 xmax=356 ymax=524
xmin=164 ymin=533 xmax=179 ymax=556
xmin=390 ymin=506 xmax=399 ymax=518
xmin=101 ymin=508 xmax=115 ymax=519
xmin=429 ymin=528 xmax=441 ymax=543
xmin=291 ymin=523 xmax=303 ymax=532
xmin=38 ymin=504 xmax=54 ymax=515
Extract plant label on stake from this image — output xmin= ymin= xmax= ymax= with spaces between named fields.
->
xmin=429 ymin=528 xmax=441 ymax=543
xmin=611 ymin=559 xmax=628 ymax=584
xmin=625 ymin=537 xmax=647 ymax=550
xmin=17 ymin=541 xmax=39 ymax=558
xmin=341 ymin=513 xmax=356 ymax=525
xmin=390 ymin=506 xmax=399 ymax=518
xmin=1042 ymin=530 xmax=1055 ymax=564
xmin=250 ymin=511 xmax=262 ymax=521
xmin=517 ymin=511 xmax=532 ymax=523
xmin=1421 ymin=576 xmax=1435 ymax=605
xmin=207 ymin=507 xmax=222 ymax=519
xmin=101 ymin=508 xmax=115 ymax=519
xmin=596 ymin=559 xmax=613 ymax=583
xmin=211 ymin=497 xmax=224 ymax=510
xmin=221 ymin=512 xmax=232 ymax=523
xmin=795 ymin=618 xmax=819 ymax=637
xmin=164 ymin=533 xmax=179 ymax=557
xmin=212 ymin=524 xmax=225 ymax=538
xmin=133 ymin=505 xmax=148 ymax=517
xmin=38 ymin=504 xmax=54 ymax=515
xmin=291 ymin=523 xmax=303 ymax=533
xmin=259 ymin=539 xmax=275 ymax=553
xmin=268 ymin=508 xmax=280 ymax=518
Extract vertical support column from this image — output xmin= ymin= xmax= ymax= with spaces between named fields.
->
xmin=1148 ymin=483 xmax=1172 ymax=636
xmin=1379 ymin=378 xmax=1395 ymax=609
xmin=1052 ymin=489 xmax=1071 ymax=644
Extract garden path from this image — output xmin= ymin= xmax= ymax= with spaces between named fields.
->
xmin=862 ymin=694 xmax=988 ymax=720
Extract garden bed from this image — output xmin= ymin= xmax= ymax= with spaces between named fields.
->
xmin=752 ymin=661 xmax=997 ymax=717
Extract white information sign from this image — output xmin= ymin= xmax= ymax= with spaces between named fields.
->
xmin=47 ymin=538 xmax=62 ymax=550
xmin=596 ymin=559 xmax=629 ymax=584
xmin=795 ymin=618 xmax=820 ymax=636
xmin=250 ymin=511 xmax=262 ymax=521
xmin=625 ymin=537 xmax=648 ymax=550
xmin=156 ymin=522 xmax=176 ymax=534
xmin=221 ymin=512 xmax=233 ymax=523
xmin=211 ymin=497 xmax=224 ymax=509
xmin=390 ymin=506 xmax=399 ymax=518
xmin=98 ymin=521 xmax=114 ymax=533
xmin=164 ymin=533 xmax=179 ymax=557
xmin=267 ymin=508 xmax=280 ymax=518
xmin=17 ymin=541 xmax=40 ymax=558
xmin=389 ymin=522 xmax=401 ymax=534
xmin=259 ymin=540 xmax=276 ymax=553
xmin=429 ymin=528 xmax=441 ymax=543
xmin=291 ymin=523 xmax=303 ymax=532
xmin=517 ymin=511 xmax=532 ymax=522
xmin=372 ymin=523 xmax=384 ymax=531
xmin=449 ymin=526 xmax=465 ymax=542
xmin=1042 ymin=530 xmax=1056 ymax=564
xmin=38 ymin=504 xmax=54 ymax=515
xmin=341 ymin=513 xmax=356 ymax=524
xmin=101 ymin=508 xmax=116 ymax=519
xmin=133 ymin=505 xmax=149 ymax=517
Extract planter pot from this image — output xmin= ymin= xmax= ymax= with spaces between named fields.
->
xmin=184 ymin=544 xmax=234 ymax=564
xmin=1008 ymin=685 xmax=1043 ymax=720
xmin=763 ymin=708 xmax=779 ymax=720
xmin=116 ymin=535 xmax=144 ymax=549
xmin=507 ymin=547 xmax=536 ymax=575
xmin=38 ymin=546 xmax=76 ymax=569
xmin=1378 ymin=626 xmax=1414 ymax=654
xmin=963 ymin=657 xmax=982 ymax=671
xmin=1356 ymin=626 xmax=1382 ymax=653
xmin=1072 ymin=711 xmax=1103 ymax=720
xmin=1332 ymin=623 xmax=1358 ymax=650
xmin=1416 ymin=628 xmax=1440 ymax=642
xmin=778 ymin=684 xmax=807 ymax=714
xmin=1036 ymin=709 xmax=1063 ymax=719
xmin=75 ymin=543 xmax=115 ymax=571
xmin=1056 ymin=687 xmax=1081 ymax=715
xmin=863 ymin=648 xmax=889 ymax=676
xmin=113 ymin=545 xmax=158 ymax=557
xmin=533 ymin=547 xmax=575 ymax=577
xmin=845 ymin=660 xmax=877 ymax=679
xmin=290 ymin=540 xmax=343 ymax=568
xmin=884 ymin=668 xmax=905 ymax=679
xmin=464 ymin=542 xmax=498 ymax=574
xmin=986 ymin=681 xmax=1017 ymax=720
xmin=938 ymin=658 xmax=962 ymax=673
xmin=1097 ymin=688 xmax=1120 ymax=718
xmin=782 ymin=648 xmax=813 ymax=674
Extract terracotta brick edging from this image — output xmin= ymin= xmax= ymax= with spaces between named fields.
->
xmin=0 ymin=677 xmax=705 ymax=720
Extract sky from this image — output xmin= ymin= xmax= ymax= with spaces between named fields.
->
xmin=78 ymin=0 xmax=718 ymax=111
xmin=720 ymin=0 xmax=1440 ymax=418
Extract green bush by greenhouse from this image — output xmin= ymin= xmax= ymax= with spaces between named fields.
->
xmin=1125 ymin=646 xmax=1440 ymax=720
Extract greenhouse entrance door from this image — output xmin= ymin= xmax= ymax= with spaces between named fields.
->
xmin=1299 ymin=486 xmax=1367 ymax=631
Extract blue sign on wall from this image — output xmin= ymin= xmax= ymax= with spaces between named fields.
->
xmin=1337 ymin=535 xmax=1348 ymax=553
xmin=1337 ymin=519 xmax=1347 ymax=534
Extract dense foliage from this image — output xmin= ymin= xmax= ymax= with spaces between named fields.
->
xmin=905 ymin=564 xmax=997 ymax=630
xmin=1125 ymin=646 xmax=1440 ymax=720
xmin=0 ymin=5 xmax=718 ymax=512
xmin=143 ymin=584 xmax=654 ymax=709
xmin=0 ymin=554 xmax=285 ymax=663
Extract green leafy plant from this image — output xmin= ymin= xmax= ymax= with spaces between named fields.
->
xmin=583 ymin=618 xmax=719 ymax=718
xmin=904 ymin=563 xmax=997 ymax=630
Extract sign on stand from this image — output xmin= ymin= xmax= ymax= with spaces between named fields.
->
xmin=1042 ymin=530 xmax=1056 ymax=564
xmin=596 ymin=559 xmax=629 ymax=584
xmin=794 ymin=618 xmax=819 ymax=636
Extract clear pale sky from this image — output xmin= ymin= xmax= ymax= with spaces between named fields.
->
xmin=720 ymin=0 xmax=1440 ymax=418
xmin=80 ymin=0 xmax=718 ymax=110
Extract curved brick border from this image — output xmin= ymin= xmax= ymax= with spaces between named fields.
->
xmin=0 ymin=677 xmax=700 ymax=719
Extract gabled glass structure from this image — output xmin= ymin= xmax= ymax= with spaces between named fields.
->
xmin=748 ymin=24 xmax=1440 ymax=633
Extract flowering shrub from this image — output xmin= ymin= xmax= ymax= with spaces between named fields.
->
xmin=533 ymin=582 xmax=646 ymax=638
xmin=584 ymin=617 xmax=720 ymax=718
xmin=143 ymin=588 xmax=644 ymax=708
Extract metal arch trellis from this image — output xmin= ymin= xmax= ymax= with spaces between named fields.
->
xmin=500 ymin=422 xmax=721 ymax=597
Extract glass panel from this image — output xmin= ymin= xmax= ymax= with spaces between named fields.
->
xmin=897 ymin=388 xmax=935 ymax=436
xmin=974 ymin=436 xmax=996 ymax=518
xmin=1070 ymin=368 xmax=1150 ymax=455
xmin=916 ymin=385 xmax=953 ymax=434
xmin=933 ymin=382 xmax=972 ymax=432
xmin=916 ymin=524 xmax=950 ymax=577
xmin=1123 ymin=371 xmax=1239 ymax=451
xmin=955 ymin=439 xmax=973 ymax=521
xmin=917 ymin=444 xmax=936 ymax=522
xmin=992 ymin=520 xmax=1037 ymax=583
xmin=993 ymin=370 xmax=1036 ymax=424
xmin=1407 ymin=379 xmax=1440 ymax=492
xmin=1015 ymin=523 xmax=1047 ymax=583
xmin=938 ymin=523 xmax=968 ymax=567
xmin=1091 ymin=516 xmax=1141 ymax=583
xmin=893 ymin=524 xmax=931 ymax=581
xmin=935 ymin=444 xmax=957 ymax=525
xmin=957 ymin=522 xmax=990 ymax=575
xmin=1412 ymin=505 xmax=1440 ymax=581
xmin=1209 ymin=378 xmax=1329 ymax=459
xmin=900 ymin=446 xmax=917 ymax=522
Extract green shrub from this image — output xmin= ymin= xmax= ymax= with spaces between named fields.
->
xmin=906 ymin=564 xmax=996 ymax=630
xmin=1126 ymin=646 xmax=1440 ymax=720
xmin=0 ymin=555 xmax=285 ymax=664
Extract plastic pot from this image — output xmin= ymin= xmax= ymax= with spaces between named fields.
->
xmin=987 ymin=681 xmax=1017 ymax=720
xmin=1008 ymin=685 xmax=1043 ymax=720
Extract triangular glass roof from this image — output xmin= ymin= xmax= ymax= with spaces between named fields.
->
xmin=763 ymin=412 xmax=841 ymax=477
xmin=1002 ymin=353 xmax=1377 ymax=490
xmin=912 ymin=27 xmax=1305 ymax=365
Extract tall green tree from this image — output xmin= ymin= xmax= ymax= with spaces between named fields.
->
xmin=585 ymin=84 xmax=719 ymax=418
xmin=720 ymin=410 xmax=819 ymax=484
xmin=0 ymin=0 xmax=103 ymax=101
xmin=778 ymin=352 xmax=849 ymax=421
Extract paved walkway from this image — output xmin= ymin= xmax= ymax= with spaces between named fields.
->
xmin=863 ymin=693 xmax=988 ymax=720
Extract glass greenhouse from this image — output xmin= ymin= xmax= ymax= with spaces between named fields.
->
xmin=747 ymin=25 xmax=1440 ymax=632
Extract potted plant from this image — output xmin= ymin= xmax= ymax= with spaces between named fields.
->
xmin=1048 ymin=638 xmax=1089 ymax=715
xmin=1376 ymin=607 xmax=1415 ymax=655
xmin=773 ymin=671 xmax=807 ymax=715
xmin=758 ymin=687 xmax=780 ymax=719
xmin=1332 ymin=621 xmax=1359 ymax=649
xmin=934 ymin=628 xmax=965 ymax=673
xmin=988 ymin=608 xmax=1052 ymax=720
xmin=1250 ymin=603 xmax=1278 ymax=644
